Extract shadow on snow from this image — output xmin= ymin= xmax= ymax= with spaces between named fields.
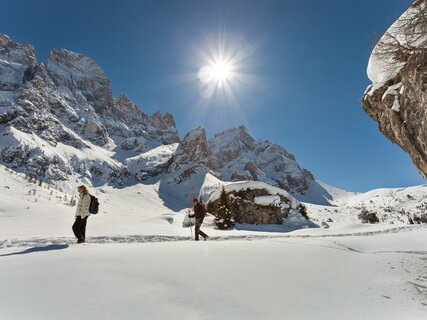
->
xmin=0 ymin=244 xmax=69 ymax=257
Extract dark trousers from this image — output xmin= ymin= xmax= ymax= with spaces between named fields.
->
xmin=195 ymin=218 xmax=208 ymax=241
xmin=72 ymin=216 xmax=88 ymax=242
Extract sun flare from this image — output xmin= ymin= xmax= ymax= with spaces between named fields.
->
xmin=198 ymin=59 xmax=234 ymax=87
xmin=176 ymin=33 xmax=259 ymax=102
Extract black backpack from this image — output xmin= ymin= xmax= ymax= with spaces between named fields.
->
xmin=89 ymin=195 xmax=99 ymax=214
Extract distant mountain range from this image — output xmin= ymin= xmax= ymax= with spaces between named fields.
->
xmin=0 ymin=33 xmax=337 ymax=207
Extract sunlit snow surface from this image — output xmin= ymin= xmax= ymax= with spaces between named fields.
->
xmin=0 ymin=166 xmax=426 ymax=319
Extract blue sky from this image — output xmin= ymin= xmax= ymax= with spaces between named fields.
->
xmin=0 ymin=0 xmax=424 ymax=191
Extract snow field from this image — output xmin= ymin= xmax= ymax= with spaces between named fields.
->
xmin=1 ymin=165 xmax=427 ymax=319
xmin=0 ymin=234 xmax=426 ymax=320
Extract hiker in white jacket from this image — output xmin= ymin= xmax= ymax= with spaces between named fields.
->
xmin=72 ymin=185 xmax=91 ymax=243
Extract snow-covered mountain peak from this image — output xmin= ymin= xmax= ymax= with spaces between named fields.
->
xmin=169 ymin=126 xmax=209 ymax=172
xmin=0 ymin=33 xmax=37 ymax=91
xmin=209 ymin=125 xmax=254 ymax=156
xmin=46 ymin=48 xmax=115 ymax=113
xmin=47 ymin=48 xmax=106 ymax=78
xmin=0 ymin=33 xmax=36 ymax=63
xmin=0 ymin=34 xmax=180 ymax=188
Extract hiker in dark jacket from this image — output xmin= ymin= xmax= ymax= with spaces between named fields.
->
xmin=72 ymin=185 xmax=91 ymax=244
xmin=189 ymin=198 xmax=209 ymax=241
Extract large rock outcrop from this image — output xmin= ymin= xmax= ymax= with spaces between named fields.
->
xmin=207 ymin=181 xmax=309 ymax=225
xmin=362 ymin=1 xmax=427 ymax=178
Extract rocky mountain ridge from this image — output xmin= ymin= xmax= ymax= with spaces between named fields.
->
xmin=0 ymin=34 xmax=331 ymax=206
xmin=162 ymin=125 xmax=330 ymax=205
xmin=0 ymin=34 xmax=179 ymax=185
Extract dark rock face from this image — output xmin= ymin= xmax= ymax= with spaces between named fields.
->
xmin=358 ymin=209 xmax=380 ymax=224
xmin=208 ymin=186 xmax=308 ymax=224
xmin=229 ymin=189 xmax=288 ymax=224
xmin=363 ymin=51 xmax=427 ymax=178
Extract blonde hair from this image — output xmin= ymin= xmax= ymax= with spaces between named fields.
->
xmin=77 ymin=185 xmax=89 ymax=193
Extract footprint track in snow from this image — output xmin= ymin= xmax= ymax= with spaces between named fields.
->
xmin=0 ymin=225 xmax=426 ymax=250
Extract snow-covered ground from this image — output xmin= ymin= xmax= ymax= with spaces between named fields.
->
xmin=1 ymin=232 xmax=426 ymax=320
xmin=1 ymin=165 xmax=427 ymax=319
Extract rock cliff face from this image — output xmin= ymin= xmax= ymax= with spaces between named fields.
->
xmin=362 ymin=1 xmax=427 ymax=178
xmin=46 ymin=49 xmax=115 ymax=114
xmin=169 ymin=127 xmax=209 ymax=172
xmin=166 ymin=127 xmax=210 ymax=185
xmin=207 ymin=125 xmax=314 ymax=194
xmin=0 ymin=34 xmax=36 ymax=91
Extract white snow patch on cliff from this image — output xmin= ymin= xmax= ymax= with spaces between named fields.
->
xmin=367 ymin=4 xmax=424 ymax=89
xmin=254 ymin=195 xmax=281 ymax=206
xmin=208 ymin=180 xmax=300 ymax=208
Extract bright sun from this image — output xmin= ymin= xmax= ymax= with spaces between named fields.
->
xmin=192 ymin=35 xmax=256 ymax=99
xmin=198 ymin=59 xmax=234 ymax=87
xmin=211 ymin=61 xmax=232 ymax=81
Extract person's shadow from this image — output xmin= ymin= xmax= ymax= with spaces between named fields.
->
xmin=0 ymin=244 xmax=69 ymax=257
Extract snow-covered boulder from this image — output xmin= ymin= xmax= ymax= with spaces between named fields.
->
xmin=207 ymin=181 xmax=310 ymax=225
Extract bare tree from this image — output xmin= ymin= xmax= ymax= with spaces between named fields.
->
xmin=375 ymin=0 xmax=427 ymax=63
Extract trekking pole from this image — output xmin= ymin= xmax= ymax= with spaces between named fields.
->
xmin=188 ymin=213 xmax=193 ymax=240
